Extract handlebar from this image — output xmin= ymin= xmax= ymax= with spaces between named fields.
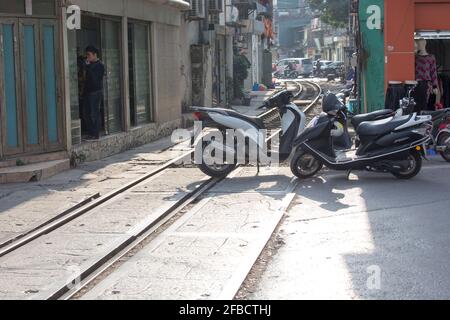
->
xmin=258 ymin=89 xmax=294 ymax=110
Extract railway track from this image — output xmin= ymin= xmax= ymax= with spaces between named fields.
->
xmin=58 ymin=81 xmax=312 ymax=300
xmin=291 ymin=80 xmax=323 ymax=113
xmin=0 ymin=80 xmax=322 ymax=300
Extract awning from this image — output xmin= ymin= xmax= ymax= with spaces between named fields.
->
xmin=415 ymin=31 xmax=450 ymax=40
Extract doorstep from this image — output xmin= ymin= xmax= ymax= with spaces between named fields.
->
xmin=0 ymin=159 xmax=70 ymax=184
xmin=0 ymin=151 xmax=68 ymax=169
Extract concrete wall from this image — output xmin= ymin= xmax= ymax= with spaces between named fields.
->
xmin=71 ymin=119 xmax=180 ymax=162
xmin=70 ymin=0 xmax=182 ymax=26
xmin=244 ymin=35 xmax=263 ymax=90
xmin=359 ymin=0 xmax=385 ymax=113
xmin=180 ymin=20 xmax=200 ymax=111
xmin=152 ymin=22 xmax=182 ymax=123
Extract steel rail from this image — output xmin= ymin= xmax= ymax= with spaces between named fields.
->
xmin=0 ymin=82 xmax=304 ymax=259
xmin=0 ymin=149 xmax=196 ymax=258
xmin=55 ymin=84 xmax=308 ymax=300
xmin=58 ymin=80 xmax=320 ymax=300
xmin=0 ymin=79 xmax=314 ymax=299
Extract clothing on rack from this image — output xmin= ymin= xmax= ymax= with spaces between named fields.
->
xmin=385 ymin=83 xmax=406 ymax=110
xmin=439 ymin=74 xmax=450 ymax=109
xmin=412 ymin=80 xmax=433 ymax=112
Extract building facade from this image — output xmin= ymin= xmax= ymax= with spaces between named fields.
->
xmin=358 ymin=0 xmax=450 ymax=112
xmin=182 ymin=0 xmax=274 ymax=109
xmin=0 ymin=0 xmax=189 ymax=164
xmin=184 ymin=0 xmax=236 ymax=108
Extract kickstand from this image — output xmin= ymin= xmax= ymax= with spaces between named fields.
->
xmin=346 ymin=170 xmax=352 ymax=180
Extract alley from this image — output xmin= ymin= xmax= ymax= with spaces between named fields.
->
xmin=1 ymin=135 xmax=450 ymax=300
xmin=72 ymin=160 xmax=450 ymax=300
xmin=2 ymin=0 xmax=450 ymax=306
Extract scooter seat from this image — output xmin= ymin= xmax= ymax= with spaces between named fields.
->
xmin=351 ymin=109 xmax=394 ymax=129
xmin=357 ymin=116 xmax=411 ymax=136
xmin=194 ymin=107 xmax=265 ymax=129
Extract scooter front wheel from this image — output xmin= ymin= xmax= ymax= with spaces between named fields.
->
xmin=391 ymin=150 xmax=422 ymax=180
xmin=291 ymin=150 xmax=323 ymax=179
xmin=438 ymin=132 xmax=450 ymax=162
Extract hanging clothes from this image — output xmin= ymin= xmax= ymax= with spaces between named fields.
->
xmin=412 ymin=81 xmax=432 ymax=112
xmin=385 ymin=83 xmax=406 ymax=110
xmin=439 ymin=74 xmax=450 ymax=109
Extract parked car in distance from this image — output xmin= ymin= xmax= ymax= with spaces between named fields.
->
xmin=273 ymin=58 xmax=314 ymax=77
xmin=313 ymin=60 xmax=333 ymax=74
xmin=322 ymin=61 xmax=345 ymax=76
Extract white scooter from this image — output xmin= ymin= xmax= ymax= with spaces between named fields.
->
xmin=191 ymin=90 xmax=305 ymax=177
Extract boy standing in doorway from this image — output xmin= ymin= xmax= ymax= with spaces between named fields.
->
xmin=84 ymin=45 xmax=105 ymax=140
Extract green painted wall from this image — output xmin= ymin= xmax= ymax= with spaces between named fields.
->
xmin=359 ymin=0 xmax=385 ymax=112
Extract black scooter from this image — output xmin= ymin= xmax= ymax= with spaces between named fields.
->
xmin=290 ymin=93 xmax=433 ymax=180
xmin=348 ymin=92 xmax=450 ymax=162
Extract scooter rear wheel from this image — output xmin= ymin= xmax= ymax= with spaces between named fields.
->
xmin=291 ymin=150 xmax=323 ymax=179
xmin=438 ymin=132 xmax=450 ymax=162
xmin=198 ymin=141 xmax=237 ymax=178
xmin=391 ymin=151 xmax=422 ymax=180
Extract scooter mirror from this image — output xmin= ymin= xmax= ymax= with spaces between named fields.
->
xmin=322 ymin=92 xmax=344 ymax=113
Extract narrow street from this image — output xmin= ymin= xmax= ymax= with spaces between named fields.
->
xmin=247 ymin=160 xmax=450 ymax=300
xmin=1 ymin=0 xmax=450 ymax=307
xmin=1 ymin=106 xmax=450 ymax=299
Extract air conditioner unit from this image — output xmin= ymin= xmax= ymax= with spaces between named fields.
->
xmin=208 ymin=0 xmax=223 ymax=13
xmin=188 ymin=0 xmax=206 ymax=20
xmin=209 ymin=13 xmax=220 ymax=25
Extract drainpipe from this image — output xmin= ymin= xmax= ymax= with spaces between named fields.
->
xmin=200 ymin=0 xmax=210 ymax=44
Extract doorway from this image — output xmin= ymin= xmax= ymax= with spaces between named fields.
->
xmin=70 ymin=14 xmax=123 ymax=140
xmin=128 ymin=21 xmax=153 ymax=126
xmin=0 ymin=17 xmax=62 ymax=159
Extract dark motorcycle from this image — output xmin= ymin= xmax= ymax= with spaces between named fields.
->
xmin=421 ymin=108 xmax=450 ymax=162
xmin=290 ymin=93 xmax=433 ymax=180
xmin=284 ymin=69 xmax=299 ymax=79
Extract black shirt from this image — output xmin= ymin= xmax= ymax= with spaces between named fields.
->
xmin=84 ymin=60 xmax=105 ymax=94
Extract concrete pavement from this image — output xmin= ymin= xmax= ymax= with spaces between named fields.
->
xmin=0 ymin=135 xmax=190 ymax=246
xmin=80 ymin=167 xmax=296 ymax=300
xmin=1 ymin=154 xmax=449 ymax=299
xmin=249 ymin=158 xmax=450 ymax=300
xmin=1 ymin=84 xmax=449 ymax=300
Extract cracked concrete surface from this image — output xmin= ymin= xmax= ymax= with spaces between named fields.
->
xmin=0 ymin=136 xmax=190 ymax=246
xmin=0 ymin=168 xmax=207 ymax=299
xmin=80 ymin=167 xmax=296 ymax=300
